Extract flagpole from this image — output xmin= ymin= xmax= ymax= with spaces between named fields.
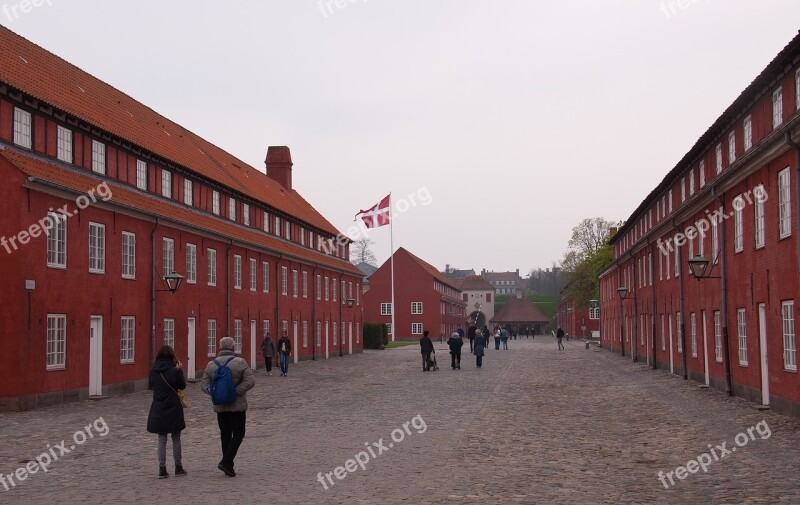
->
xmin=389 ymin=192 xmax=395 ymax=342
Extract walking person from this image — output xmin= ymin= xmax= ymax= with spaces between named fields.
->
xmin=260 ymin=332 xmax=275 ymax=376
xmin=277 ymin=330 xmax=291 ymax=376
xmin=147 ymin=345 xmax=187 ymax=479
xmin=447 ymin=330 xmax=463 ymax=369
xmin=494 ymin=326 xmax=501 ymax=350
xmin=420 ymin=330 xmax=434 ymax=371
xmin=200 ymin=336 xmax=256 ymax=477
xmin=474 ymin=331 xmax=485 ymax=368
xmin=467 ymin=324 xmax=476 ymax=353
xmin=483 ymin=326 xmax=490 ymax=348
xmin=501 ymin=326 xmax=509 ymax=350
xmin=557 ymin=327 xmax=565 ymax=350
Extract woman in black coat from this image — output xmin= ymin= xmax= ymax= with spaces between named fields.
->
xmin=147 ymin=345 xmax=187 ymax=479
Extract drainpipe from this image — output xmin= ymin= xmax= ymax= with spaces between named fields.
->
xmin=712 ymin=185 xmax=733 ymax=396
xmin=671 ymin=218 xmax=689 ymax=380
xmin=150 ymin=218 xmax=160 ymax=366
xmin=618 ymin=265 xmax=625 ymax=357
xmin=226 ymin=239 xmax=232 ymax=340
xmin=339 ymin=272 xmax=344 ymax=357
xmin=275 ymin=254 xmax=282 ymax=337
xmin=628 ymin=251 xmax=639 ymax=363
xmin=312 ymin=263 xmax=319 ymax=361
xmin=647 ymin=237 xmax=658 ymax=370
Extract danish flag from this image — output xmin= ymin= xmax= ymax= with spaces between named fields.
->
xmin=355 ymin=194 xmax=391 ymax=229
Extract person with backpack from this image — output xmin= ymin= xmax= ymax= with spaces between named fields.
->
xmin=146 ymin=344 xmax=187 ymax=479
xmin=200 ymin=336 xmax=255 ymax=477
xmin=277 ymin=331 xmax=291 ymax=377
xmin=260 ymin=332 xmax=275 ymax=376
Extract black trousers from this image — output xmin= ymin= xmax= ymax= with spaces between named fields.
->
xmin=421 ymin=352 xmax=431 ymax=370
xmin=217 ymin=411 xmax=246 ymax=468
xmin=264 ymin=357 xmax=273 ymax=372
xmin=468 ymin=337 xmax=474 ymax=352
xmin=451 ymin=352 xmax=461 ymax=368
xmin=476 ymin=355 xmax=483 ymax=367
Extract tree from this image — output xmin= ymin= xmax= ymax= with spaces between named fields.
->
xmin=560 ymin=217 xmax=619 ymax=309
xmin=351 ymin=237 xmax=377 ymax=266
xmin=567 ymin=217 xmax=618 ymax=260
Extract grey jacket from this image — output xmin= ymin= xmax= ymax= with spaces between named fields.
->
xmin=200 ymin=350 xmax=256 ymax=413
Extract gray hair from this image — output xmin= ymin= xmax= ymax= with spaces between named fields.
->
xmin=219 ymin=336 xmax=236 ymax=352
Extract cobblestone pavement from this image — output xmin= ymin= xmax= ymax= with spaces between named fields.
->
xmin=2 ymin=337 xmax=800 ymax=504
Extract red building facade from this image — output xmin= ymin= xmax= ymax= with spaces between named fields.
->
xmin=364 ymin=248 xmax=467 ymax=340
xmin=555 ymin=296 xmax=599 ymax=339
xmin=0 ymin=27 xmax=363 ymax=411
xmin=598 ymin=32 xmax=800 ymax=418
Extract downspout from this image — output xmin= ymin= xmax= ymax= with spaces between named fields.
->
xmin=339 ymin=272 xmax=344 ymax=357
xmin=617 ymin=264 xmax=624 ymax=357
xmin=647 ymin=237 xmax=658 ymax=370
xmin=226 ymin=239 xmax=232 ymax=339
xmin=671 ymin=218 xmax=689 ymax=380
xmin=712 ymin=185 xmax=733 ymax=396
xmin=628 ymin=251 xmax=639 ymax=363
xmin=312 ymin=263 xmax=319 ymax=360
xmin=150 ymin=218 xmax=160 ymax=366
xmin=275 ymin=254 xmax=282 ymax=336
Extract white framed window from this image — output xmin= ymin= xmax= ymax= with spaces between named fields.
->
xmin=163 ymin=318 xmax=175 ymax=348
xmin=207 ymin=319 xmax=217 ymax=356
xmin=677 ymin=312 xmax=683 ymax=353
xmin=711 ymin=215 xmax=719 ymax=263
xmin=734 ymin=195 xmax=744 ymax=252
xmin=57 ymin=126 xmax=73 ymax=163
xmin=136 ymin=160 xmax=147 ymax=190
xmin=659 ymin=248 xmax=663 ymax=281
xmin=773 ymin=87 xmax=783 ymax=129
xmin=281 ymin=266 xmax=288 ymax=295
xmin=779 ymin=168 xmax=791 ymax=238
xmin=250 ymin=258 xmax=257 ymax=291
xmin=342 ymin=280 xmax=346 ymax=304
xmin=348 ymin=281 xmax=353 ymax=301
xmin=228 ymin=198 xmax=236 ymax=221
xmin=262 ymin=262 xmax=269 ymax=293
xmin=385 ymin=323 xmax=392 ymax=337
xmin=120 ymin=316 xmax=135 ymax=363
xmin=122 ymin=232 xmax=136 ymax=279
xmin=690 ymin=313 xmax=697 ymax=358
xmin=332 ymin=277 xmax=337 ymax=301
xmin=737 ymin=308 xmax=748 ymax=366
xmin=333 ymin=322 xmax=338 ymax=345
xmin=275 ymin=216 xmax=281 ymax=237
xmin=698 ymin=222 xmax=705 ymax=258
xmin=688 ymin=234 xmax=694 ymax=265
xmin=316 ymin=321 xmax=322 ymax=347
xmin=783 ymin=301 xmax=797 ymax=371
xmin=412 ymin=323 xmax=423 ymax=335
xmin=648 ymin=252 xmax=653 ymax=286
xmin=316 ymin=274 xmax=322 ymax=300
xmin=162 ymin=238 xmax=174 ymax=275
xmin=661 ymin=314 xmax=666 ymax=352
xmin=302 ymin=271 xmax=308 ymax=298
xmin=681 ymin=177 xmax=686 ymax=202
xmin=715 ymin=143 xmax=723 ymax=174
xmin=285 ymin=221 xmax=291 ymax=240
xmin=714 ymin=311 xmax=722 ymax=363
xmin=88 ymin=222 xmax=105 ymax=274
xmin=796 ymin=68 xmax=800 ymax=111
xmin=728 ymin=131 xmax=736 ymax=164
xmin=161 ymin=170 xmax=171 ymax=198
xmin=381 ymin=303 xmax=392 ymax=315
xmin=668 ymin=189 xmax=673 ymax=212
xmin=46 ymin=314 xmax=66 ymax=370
xmin=300 ymin=228 xmax=305 ymax=246
xmin=744 ymin=115 xmax=753 ymax=151
xmin=92 ymin=140 xmax=106 ymax=174
xmin=212 ymin=191 xmax=220 ymax=215
xmin=755 ymin=184 xmax=765 ymax=249
xmin=674 ymin=245 xmax=680 ymax=278
xmin=243 ymin=204 xmax=250 ymax=226
xmin=263 ymin=212 xmax=269 ymax=233
xmin=292 ymin=269 xmax=299 ymax=298
xmin=234 ymin=255 xmax=242 ymax=289
xmin=589 ymin=307 xmax=600 ymax=319
xmin=234 ymin=320 xmax=242 ymax=353
xmin=303 ymin=320 xmax=308 ymax=348
xmin=263 ymin=320 xmax=271 ymax=340
xmin=411 ymin=302 xmax=423 ymax=314
xmin=689 ymin=169 xmax=695 ymax=196
xmin=207 ymin=248 xmax=217 ymax=286
xmin=699 ymin=160 xmax=705 ymax=188
xmin=186 ymin=244 xmax=197 ymax=284
xmin=13 ymin=107 xmax=32 ymax=148
xmin=184 ymin=179 xmax=193 ymax=206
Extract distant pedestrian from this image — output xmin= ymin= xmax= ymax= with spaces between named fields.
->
xmin=494 ymin=326 xmax=501 ymax=350
xmin=420 ymin=330 xmax=434 ymax=372
xmin=467 ymin=324 xmax=476 ymax=353
xmin=557 ymin=327 xmax=565 ymax=351
xmin=277 ymin=331 xmax=291 ymax=376
xmin=483 ymin=326 xmax=490 ymax=348
xmin=474 ymin=332 xmax=485 ymax=368
xmin=147 ymin=345 xmax=187 ymax=479
xmin=501 ymin=327 xmax=509 ymax=350
xmin=260 ymin=332 xmax=275 ymax=376
xmin=447 ymin=330 xmax=463 ymax=369
xmin=200 ymin=336 xmax=256 ymax=477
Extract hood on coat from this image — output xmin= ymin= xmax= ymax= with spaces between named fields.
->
xmin=151 ymin=359 xmax=176 ymax=373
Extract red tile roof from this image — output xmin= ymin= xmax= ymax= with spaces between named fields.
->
xmin=398 ymin=247 xmax=464 ymax=294
xmin=491 ymin=296 xmax=549 ymax=324
xmin=0 ymin=26 xmax=340 ymax=237
xmin=1 ymin=148 xmax=362 ymax=275
xmin=458 ymin=275 xmax=493 ymax=291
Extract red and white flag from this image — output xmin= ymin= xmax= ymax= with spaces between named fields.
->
xmin=355 ymin=194 xmax=391 ymax=229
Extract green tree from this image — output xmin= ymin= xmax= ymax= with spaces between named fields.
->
xmin=561 ymin=218 xmax=619 ymax=309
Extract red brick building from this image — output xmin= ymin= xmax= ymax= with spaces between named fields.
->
xmin=599 ymin=32 xmax=800 ymax=418
xmin=364 ymin=248 xmax=467 ymax=340
xmin=0 ymin=27 xmax=363 ymax=411
xmin=556 ymin=295 xmax=600 ymax=339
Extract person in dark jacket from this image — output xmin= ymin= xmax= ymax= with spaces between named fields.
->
xmin=277 ymin=331 xmax=291 ymax=376
xmin=260 ymin=332 xmax=276 ymax=376
xmin=447 ymin=331 xmax=463 ymax=369
xmin=474 ymin=332 xmax=485 ymax=368
xmin=147 ymin=345 xmax=187 ymax=479
xmin=483 ymin=326 xmax=490 ymax=348
xmin=419 ymin=330 xmax=434 ymax=371
xmin=557 ymin=327 xmax=565 ymax=350
xmin=467 ymin=324 xmax=476 ymax=353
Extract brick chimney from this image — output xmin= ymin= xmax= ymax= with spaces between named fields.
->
xmin=609 ymin=226 xmax=618 ymax=237
xmin=265 ymin=146 xmax=293 ymax=190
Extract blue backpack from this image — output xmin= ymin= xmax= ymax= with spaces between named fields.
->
xmin=209 ymin=357 xmax=238 ymax=405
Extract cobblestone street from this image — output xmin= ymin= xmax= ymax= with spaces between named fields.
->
xmin=2 ymin=337 xmax=800 ymax=504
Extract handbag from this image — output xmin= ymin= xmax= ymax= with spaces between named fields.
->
xmin=161 ymin=373 xmax=188 ymax=409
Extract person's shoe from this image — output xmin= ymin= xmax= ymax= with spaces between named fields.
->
xmin=218 ymin=463 xmax=236 ymax=477
xmin=158 ymin=466 xmax=169 ymax=479
xmin=174 ymin=464 xmax=187 ymax=477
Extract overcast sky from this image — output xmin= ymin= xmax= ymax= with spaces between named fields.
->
xmin=7 ymin=1 xmax=800 ymax=274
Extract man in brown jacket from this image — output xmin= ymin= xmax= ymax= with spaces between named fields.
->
xmin=200 ymin=336 xmax=256 ymax=477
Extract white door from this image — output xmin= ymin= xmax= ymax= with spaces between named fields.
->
xmin=187 ymin=318 xmax=196 ymax=380
xmin=668 ymin=317 xmax=674 ymax=375
xmin=293 ymin=320 xmax=299 ymax=364
xmin=702 ymin=311 xmax=710 ymax=386
xmin=89 ymin=316 xmax=103 ymax=396
xmin=758 ymin=303 xmax=769 ymax=406
xmin=250 ymin=320 xmax=257 ymax=370
xmin=348 ymin=322 xmax=353 ymax=355
xmin=325 ymin=321 xmax=329 ymax=359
